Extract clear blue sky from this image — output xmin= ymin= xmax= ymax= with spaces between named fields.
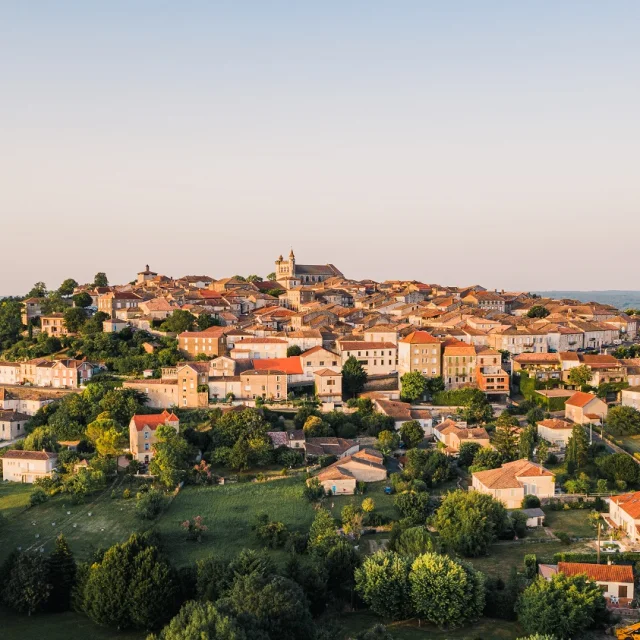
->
xmin=1 ymin=1 xmax=639 ymax=293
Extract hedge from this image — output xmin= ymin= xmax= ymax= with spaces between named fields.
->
xmin=553 ymin=551 xmax=640 ymax=564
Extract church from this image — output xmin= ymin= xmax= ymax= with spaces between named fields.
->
xmin=274 ymin=250 xmax=343 ymax=286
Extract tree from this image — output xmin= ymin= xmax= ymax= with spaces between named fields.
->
xmin=286 ymin=345 xmax=302 ymax=357
xmin=308 ymin=509 xmax=339 ymax=556
xmin=518 ymin=426 xmax=537 ymax=460
xmin=150 ymin=425 xmax=192 ymax=487
xmin=355 ymin=551 xmax=413 ymax=620
xmin=568 ymin=365 xmax=592 ymax=387
xmin=342 ymin=356 xmax=368 ymax=398
xmin=409 ymin=553 xmax=484 ymax=628
xmin=393 ymin=526 xmax=435 ymax=557
xmin=536 ymin=440 xmax=549 ymax=465
xmin=27 ymin=281 xmax=47 ymax=298
xmin=565 ymin=425 xmax=589 ymax=473
xmin=72 ymin=291 xmax=93 ymax=308
xmin=151 ymin=601 xmax=245 ymax=640
xmin=605 ymin=405 xmax=640 ymax=436
xmin=457 ymin=441 xmax=481 ymax=467
xmin=46 ymin=534 xmax=76 ymax=612
xmin=57 ymin=278 xmax=78 ymax=297
xmin=1 ymin=551 xmax=51 ymax=615
xmin=399 ymin=420 xmax=424 ymax=449
xmin=303 ymin=477 xmax=324 ymax=502
xmin=526 ymin=406 xmax=544 ymax=425
xmin=197 ymin=313 xmax=220 ymax=330
xmin=461 ymin=397 xmax=494 ymax=425
xmin=433 ymin=490 xmax=508 ymax=557
xmin=492 ymin=423 xmax=520 ymax=461
xmin=400 ymin=371 xmax=428 ymax=403
xmin=596 ymin=452 xmax=639 ymax=485
xmin=0 ymin=299 xmax=24 ymax=349
xmin=63 ymin=306 xmax=88 ymax=333
xmin=377 ymin=429 xmax=400 ymax=455
xmin=361 ymin=497 xmax=375 ymax=513
xmin=469 ymin=446 xmax=502 ymax=472
xmin=341 ymin=504 xmax=364 ymax=538
xmin=93 ymin=272 xmax=109 ymax=287
xmin=266 ymin=272 xmax=276 ymax=282
xmin=303 ymin=415 xmax=331 ymax=438
xmin=516 ymin=573 xmax=607 ymax=639
xmin=23 ymin=426 xmax=57 ymax=452
xmin=161 ymin=310 xmax=196 ymax=333
xmin=394 ymin=491 xmax=431 ymax=525
xmin=246 ymin=274 xmax=262 ymax=283
xmin=527 ymin=305 xmax=550 ymax=319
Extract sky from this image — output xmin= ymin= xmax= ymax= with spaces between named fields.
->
xmin=1 ymin=1 xmax=639 ymax=294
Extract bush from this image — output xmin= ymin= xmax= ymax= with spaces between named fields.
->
xmin=135 ymin=489 xmax=168 ymax=520
xmin=555 ymin=531 xmax=571 ymax=545
xmin=524 ymin=554 xmax=537 ymax=579
xmin=123 ymin=488 xmax=131 ymax=499
xmin=303 ymin=478 xmax=324 ymax=502
xmin=29 ymin=487 xmax=49 ymax=507
xmin=253 ymin=513 xmax=289 ymax=549
xmin=522 ymin=495 xmax=541 ymax=509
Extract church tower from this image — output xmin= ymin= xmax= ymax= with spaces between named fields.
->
xmin=288 ymin=249 xmax=296 ymax=277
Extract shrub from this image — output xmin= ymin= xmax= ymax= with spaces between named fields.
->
xmin=135 ymin=489 xmax=168 ymax=520
xmin=123 ymin=488 xmax=131 ymax=499
xmin=29 ymin=487 xmax=49 ymax=507
xmin=556 ymin=531 xmax=571 ymax=545
xmin=522 ymin=495 xmax=541 ymax=509
xmin=524 ymin=554 xmax=537 ymax=579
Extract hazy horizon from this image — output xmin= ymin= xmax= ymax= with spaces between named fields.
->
xmin=2 ymin=1 xmax=639 ymax=293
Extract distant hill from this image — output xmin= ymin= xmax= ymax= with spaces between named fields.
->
xmin=535 ymin=290 xmax=640 ymax=310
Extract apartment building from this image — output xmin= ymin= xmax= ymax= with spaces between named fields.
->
xmin=397 ymin=331 xmax=442 ymax=378
xmin=178 ymin=326 xmax=227 ymax=358
xmin=337 ymin=341 xmax=398 ymax=376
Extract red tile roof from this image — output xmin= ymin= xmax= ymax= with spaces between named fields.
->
xmin=610 ymin=491 xmax=640 ymax=519
xmin=251 ymin=358 xmax=303 ymax=375
xmin=566 ymin=391 xmax=599 ymax=408
xmin=131 ymin=410 xmax=178 ymax=432
xmin=558 ymin=562 xmax=633 ymax=584
xmin=399 ymin=330 xmax=440 ymax=344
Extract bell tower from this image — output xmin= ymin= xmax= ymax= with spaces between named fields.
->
xmin=288 ymin=249 xmax=296 ymax=277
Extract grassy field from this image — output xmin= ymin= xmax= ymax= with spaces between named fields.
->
xmin=0 ymin=477 xmax=145 ymax=565
xmin=154 ymin=476 xmax=318 ymax=566
xmin=1 ymin=607 xmax=143 ymax=640
xmin=339 ymin=611 xmax=523 ymax=639
xmin=327 ymin=481 xmax=397 ymax=521
xmin=543 ymin=507 xmax=595 ymax=538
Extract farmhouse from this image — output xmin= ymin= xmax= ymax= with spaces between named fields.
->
xmin=314 ymin=448 xmax=387 ymax=495
xmin=471 ymin=459 xmax=555 ymax=509
xmin=2 ymin=450 xmax=58 ymax=483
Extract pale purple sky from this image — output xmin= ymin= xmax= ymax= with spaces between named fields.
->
xmin=1 ymin=1 xmax=639 ymax=294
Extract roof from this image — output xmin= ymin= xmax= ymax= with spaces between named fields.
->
xmin=521 ymin=508 xmax=545 ymax=518
xmin=537 ymin=418 xmax=573 ymax=430
xmin=609 ymin=491 xmax=640 ymax=519
xmin=399 ymin=330 xmax=440 ymax=344
xmin=251 ymin=358 xmax=303 ymax=375
xmin=558 ymin=562 xmax=633 ymax=584
xmin=0 ymin=410 xmax=31 ymax=421
xmin=514 ymin=353 xmax=560 ymax=364
xmin=473 ymin=459 xmax=554 ymax=490
xmin=339 ymin=341 xmax=396 ymax=351
xmin=131 ymin=410 xmax=179 ymax=432
xmin=375 ymin=399 xmax=412 ymax=421
xmin=314 ymin=368 xmax=340 ymax=377
xmin=3 ymin=450 xmax=57 ymax=460
xmin=566 ymin=391 xmax=600 ymax=408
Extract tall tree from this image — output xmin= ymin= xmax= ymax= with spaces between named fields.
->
xmin=400 ymin=371 xmax=428 ymax=403
xmin=93 ymin=272 xmax=109 ymax=287
xmin=58 ymin=278 xmax=78 ymax=296
xmin=0 ymin=299 xmax=24 ymax=348
xmin=27 ymin=281 xmax=47 ymax=298
xmin=150 ymin=601 xmax=245 ymax=640
xmin=46 ymin=534 xmax=76 ymax=612
xmin=565 ymin=424 xmax=589 ymax=473
xmin=342 ymin=356 xmax=367 ymax=398
xmin=399 ymin=420 xmax=424 ymax=449
xmin=1 ymin=552 xmax=51 ymax=615
xmin=63 ymin=306 xmax=88 ymax=333
xmin=605 ymin=406 xmax=640 ymax=436
xmin=377 ymin=430 xmax=400 ymax=455
xmin=161 ymin=310 xmax=196 ymax=333
xmin=518 ymin=426 xmax=537 ymax=461
xmin=492 ymin=423 xmax=520 ymax=462
xmin=150 ymin=425 xmax=192 ymax=487
xmin=73 ymin=291 xmax=93 ymax=308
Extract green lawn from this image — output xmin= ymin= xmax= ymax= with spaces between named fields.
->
xmin=339 ymin=611 xmax=523 ymax=639
xmin=466 ymin=540 xmax=589 ymax=580
xmin=327 ymin=481 xmax=397 ymax=522
xmin=154 ymin=476 xmax=318 ymax=566
xmin=0 ymin=477 xmax=145 ymax=565
xmin=543 ymin=508 xmax=595 ymax=538
xmin=1 ymin=607 xmax=143 ymax=640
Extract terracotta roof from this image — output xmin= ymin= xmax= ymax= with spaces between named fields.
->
xmin=339 ymin=341 xmax=396 ymax=351
xmin=314 ymin=368 xmax=340 ymax=377
xmin=558 ymin=562 xmax=633 ymax=584
xmin=3 ymin=450 xmax=57 ymax=460
xmin=514 ymin=353 xmax=560 ymax=364
xmin=251 ymin=358 xmax=303 ymax=375
xmin=537 ymin=418 xmax=573 ymax=430
xmin=131 ymin=410 xmax=178 ymax=431
xmin=473 ymin=459 xmax=554 ymax=490
xmin=301 ymin=345 xmax=339 ymax=357
xmin=237 ymin=337 xmax=288 ymax=344
xmin=375 ymin=399 xmax=412 ymax=421
xmin=566 ymin=391 xmax=599 ymax=408
xmin=399 ymin=331 xmax=440 ymax=344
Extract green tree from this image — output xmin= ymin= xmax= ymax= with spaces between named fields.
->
xmin=46 ymin=534 xmax=76 ymax=612
xmin=149 ymin=425 xmax=192 ymax=487
xmin=342 ymin=356 xmax=368 ymax=398
xmin=527 ymin=305 xmax=550 ymax=318
xmin=399 ymin=420 xmax=424 ymax=448
xmin=266 ymin=272 xmax=276 ymax=281
xmin=394 ymin=491 xmax=431 ymax=525
xmin=93 ymin=272 xmax=109 ymax=287
xmin=400 ymin=371 xmax=428 ymax=403
xmin=461 ymin=397 xmax=494 ymax=425
xmin=355 ymin=551 xmax=412 ymax=620
xmin=605 ymin=405 xmax=640 ymax=436
xmin=350 ymin=625 xmax=394 ymax=640
xmin=393 ymin=526 xmax=435 ymax=557
xmin=596 ymin=452 xmax=639 ymax=485
xmin=516 ymin=573 xmax=607 ymax=639
xmin=536 ymin=440 xmax=549 ymax=464
xmin=286 ymin=345 xmax=302 ymax=357
xmin=303 ymin=415 xmax=331 ymax=438
xmin=1 ymin=552 xmax=51 ymax=615
xmin=161 ymin=310 xmax=196 ymax=333
xmin=409 ymin=553 xmax=484 ymax=628
xmin=150 ymin=601 xmax=245 ymax=640
xmin=518 ymin=426 xmax=537 ymax=460
xmin=308 ymin=509 xmax=339 ymax=556
xmin=27 ymin=281 xmax=48 ymax=298
xmin=492 ymin=423 xmax=520 ymax=461
xmin=72 ymin=291 xmax=93 ymax=308
xmin=433 ymin=490 xmax=507 ymax=557
xmin=458 ymin=441 xmax=481 ymax=467
xmin=197 ymin=313 xmax=220 ymax=330
xmin=565 ymin=424 xmax=589 ymax=473
xmin=23 ymin=426 xmax=57 ymax=452
xmin=469 ymin=446 xmax=502 ymax=472
xmin=63 ymin=306 xmax=88 ymax=333
xmin=567 ymin=365 xmax=592 ymax=387
xmin=0 ymin=299 xmax=24 ymax=349
xmin=58 ymin=278 xmax=78 ymax=296
xmin=377 ymin=429 xmax=400 ymax=455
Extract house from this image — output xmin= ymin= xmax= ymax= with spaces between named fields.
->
xmin=621 ymin=386 xmax=640 ymax=411
xmin=0 ymin=409 xmax=30 ymax=441
xmin=373 ymin=398 xmax=433 ymax=435
xmin=471 ymin=459 xmax=555 ymax=509
xmin=565 ymin=391 xmax=608 ymax=425
xmin=442 ymin=339 xmax=477 ymax=390
xmin=314 ymin=448 xmax=387 ymax=495
xmin=178 ymin=326 xmax=227 ymax=358
xmin=40 ymin=313 xmax=69 ymax=337
xmin=314 ymin=369 xmax=343 ymax=404
xmin=239 ymin=369 xmax=287 ymax=401
xmin=98 ymin=291 xmax=143 ymax=319
xmin=21 ymin=297 xmax=45 ymax=325
xmin=304 ymin=437 xmax=359 ymax=459
xmin=608 ymin=492 xmax=640 ymax=541
xmin=251 ymin=357 xmax=306 ymax=384
xmin=0 ymin=361 xmax=20 ymax=385
xmin=521 ymin=507 xmax=545 ymax=528
xmin=2 ymin=450 xmax=58 ymax=483
xmin=0 ymin=386 xmax=68 ymax=415
xmin=129 ymin=410 xmax=179 ymax=463
xmin=475 ymin=347 xmax=510 ymax=397
xmin=539 ymin=562 xmax=634 ymax=605
xmin=267 ymin=430 xmax=305 ymax=450
xmin=301 ymin=346 xmax=341 ymax=380
xmin=103 ymin=318 xmax=129 ymax=333
xmin=536 ymin=418 xmax=574 ymax=448
xmin=137 ymin=264 xmax=158 ymax=283
xmin=434 ymin=419 xmax=490 ymax=453
xmin=397 ymin=330 xmax=443 ymax=379
xmin=231 ymin=337 xmax=288 ymax=360
xmin=337 ymin=341 xmax=398 ymax=375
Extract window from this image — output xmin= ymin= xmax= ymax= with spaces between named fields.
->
xmin=144 ymin=432 xmax=149 ymax=439
xmin=144 ymin=443 xmax=150 ymax=451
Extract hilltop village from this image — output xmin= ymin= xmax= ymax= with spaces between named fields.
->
xmin=2 ymin=253 xmax=640 ymax=640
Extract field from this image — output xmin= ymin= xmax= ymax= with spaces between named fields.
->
xmin=339 ymin=612 xmax=523 ymax=639
xmin=543 ymin=508 xmax=595 ymax=539
xmin=0 ymin=477 xmax=145 ymax=565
